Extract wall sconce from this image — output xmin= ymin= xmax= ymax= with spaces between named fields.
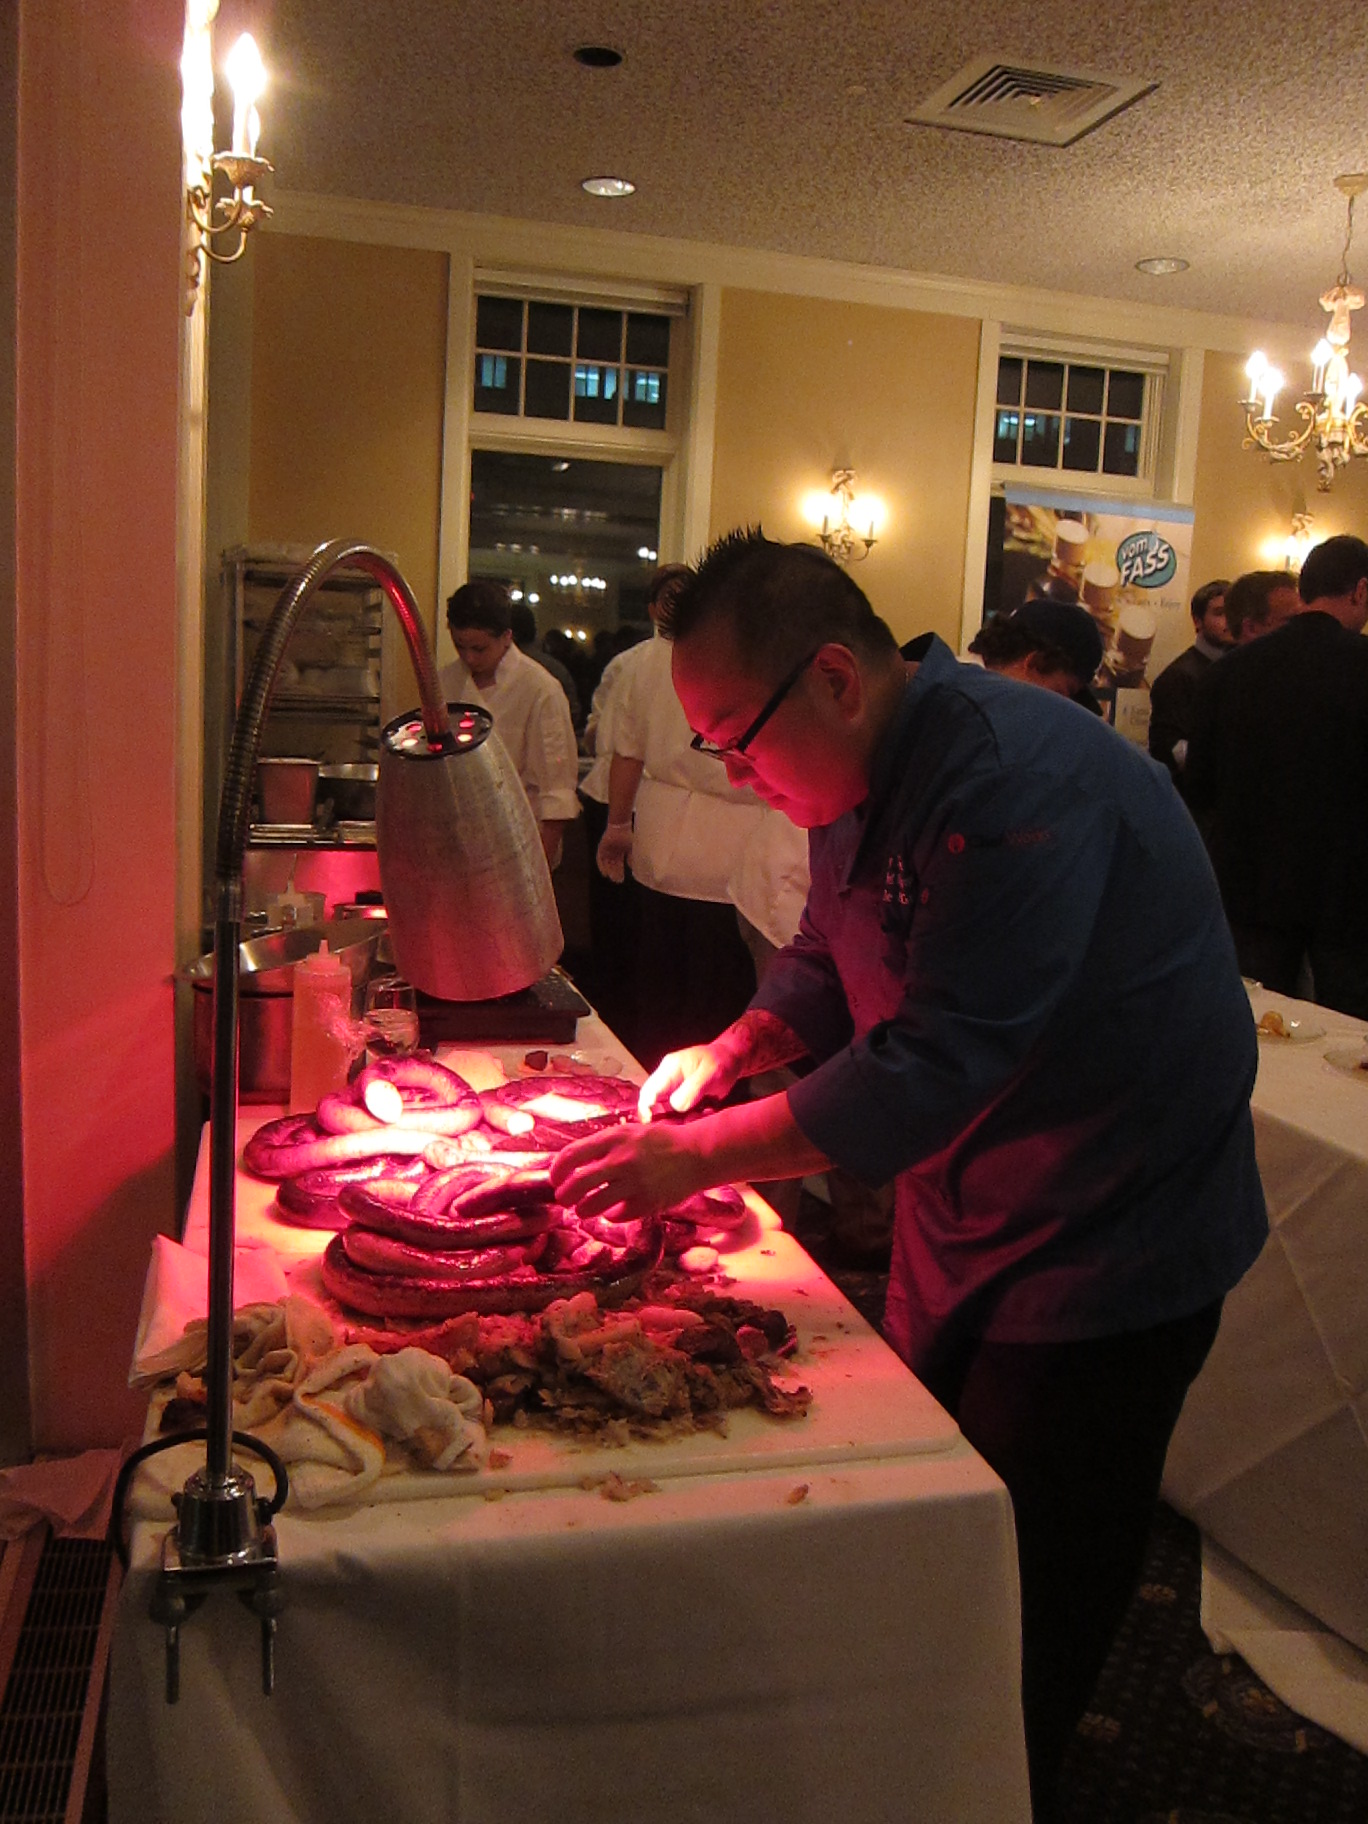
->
xmin=181 ymin=5 xmax=272 ymax=312
xmin=1284 ymin=511 xmax=1316 ymax=572
xmin=802 ymin=468 xmax=883 ymax=564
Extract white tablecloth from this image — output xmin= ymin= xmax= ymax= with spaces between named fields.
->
xmin=108 ymin=1024 xmax=1030 ymax=1824
xmin=1163 ymin=985 xmax=1368 ymax=1737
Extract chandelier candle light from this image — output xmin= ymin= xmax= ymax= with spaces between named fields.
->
xmin=1242 ymin=173 xmax=1368 ymax=491
xmin=182 ymin=5 xmax=273 ymax=310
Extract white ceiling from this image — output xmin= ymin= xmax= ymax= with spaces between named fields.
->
xmin=231 ymin=0 xmax=1368 ymax=333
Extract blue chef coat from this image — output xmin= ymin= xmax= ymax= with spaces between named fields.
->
xmin=752 ymin=636 xmax=1267 ymax=1374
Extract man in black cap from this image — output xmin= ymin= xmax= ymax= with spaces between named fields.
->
xmin=968 ymin=598 xmax=1104 ymax=711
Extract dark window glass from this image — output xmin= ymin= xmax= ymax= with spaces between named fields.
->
xmin=1066 ymin=365 xmax=1105 ymax=415
xmin=1062 ymin=416 xmax=1102 ymax=471
xmin=524 ymin=358 xmax=571 ymax=420
xmin=1020 ymin=412 xmax=1061 ymax=467
xmin=993 ymin=410 xmax=1020 ymax=463
xmin=996 ymin=356 xmax=1023 ymax=407
xmin=1103 ymin=421 xmax=1141 ymax=475
xmin=577 ymin=308 xmax=623 ymax=362
xmin=625 ymin=313 xmax=671 ymax=366
xmin=527 ymin=302 xmax=574 ymax=357
xmin=574 ymin=364 xmax=620 ymax=423
xmin=473 ymin=353 xmax=520 ymax=414
xmin=1107 ymin=370 xmax=1145 ymax=419
xmin=475 ymin=295 xmax=523 ymax=352
xmin=623 ymin=369 xmax=667 ymax=429
xmin=1024 ymin=361 xmax=1064 ymax=411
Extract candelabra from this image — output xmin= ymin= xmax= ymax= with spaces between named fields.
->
xmin=1242 ymin=173 xmax=1368 ymax=492
xmin=808 ymin=469 xmax=881 ymax=564
xmin=182 ymin=20 xmax=273 ymax=311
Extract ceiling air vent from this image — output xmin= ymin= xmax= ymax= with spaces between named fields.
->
xmin=906 ymin=56 xmax=1156 ymax=147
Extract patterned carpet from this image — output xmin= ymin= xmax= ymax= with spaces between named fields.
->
xmin=785 ymin=1194 xmax=1368 ymax=1824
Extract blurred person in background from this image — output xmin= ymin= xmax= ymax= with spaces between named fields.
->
xmin=1148 ymin=578 xmax=1232 ymax=785
xmin=596 ymin=566 xmax=765 ymax=1068
xmin=1185 ymin=534 xmax=1368 ymax=1016
xmin=967 ymin=598 xmax=1104 ymax=712
xmin=577 ymin=623 xmax=649 ymax=1033
xmin=441 ymin=580 xmax=579 ymax=868
xmin=1220 ymin=568 xmax=1300 ymax=645
xmin=510 ymin=598 xmax=581 ymax=729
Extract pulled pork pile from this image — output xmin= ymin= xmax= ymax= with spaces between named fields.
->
xmin=347 ymin=1285 xmax=812 ymax=1443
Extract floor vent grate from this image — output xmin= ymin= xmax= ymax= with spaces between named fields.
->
xmin=906 ymin=54 xmax=1157 ymax=145
xmin=0 ymin=1536 xmax=119 ymax=1824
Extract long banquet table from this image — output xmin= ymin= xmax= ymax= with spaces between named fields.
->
xmin=107 ymin=1020 xmax=1031 ymax=1824
xmin=1163 ymin=984 xmax=1368 ymax=1742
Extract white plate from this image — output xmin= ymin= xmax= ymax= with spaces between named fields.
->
xmin=1323 ymin=1043 xmax=1368 ymax=1081
xmin=1255 ymin=1011 xmax=1326 ymax=1043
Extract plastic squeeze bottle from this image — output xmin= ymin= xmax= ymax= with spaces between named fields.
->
xmin=288 ymin=941 xmax=353 ymax=1113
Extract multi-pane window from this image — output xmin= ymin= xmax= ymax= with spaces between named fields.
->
xmin=993 ymin=355 xmax=1150 ymax=480
xmin=473 ymin=295 xmax=671 ymax=430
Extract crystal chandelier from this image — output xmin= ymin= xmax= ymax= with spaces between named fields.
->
xmin=1242 ymin=173 xmax=1368 ymax=492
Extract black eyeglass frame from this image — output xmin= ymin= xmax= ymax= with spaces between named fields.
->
xmin=689 ymin=649 xmax=820 ymax=759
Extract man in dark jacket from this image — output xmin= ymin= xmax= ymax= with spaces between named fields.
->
xmin=552 ymin=529 xmax=1266 ymax=1822
xmin=1185 ymin=534 xmax=1368 ymax=1015
xmin=1147 ymin=577 xmax=1231 ymax=783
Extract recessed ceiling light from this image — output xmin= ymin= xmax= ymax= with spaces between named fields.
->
xmin=1135 ymin=256 xmax=1189 ymax=275
xmin=581 ymin=175 xmax=635 ymax=199
xmin=573 ymin=44 xmax=624 ymax=69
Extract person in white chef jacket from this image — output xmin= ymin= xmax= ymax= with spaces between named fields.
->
xmin=440 ymin=580 xmax=580 ymax=868
xmin=597 ymin=568 xmax=766 ymax=1068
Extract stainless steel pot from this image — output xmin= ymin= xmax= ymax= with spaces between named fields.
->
xmin=180 ymin=918 xmax=383 ymax=1101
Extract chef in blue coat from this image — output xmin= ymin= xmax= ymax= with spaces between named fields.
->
xmin=551 ymin=528 xmax=1267 ymax=1822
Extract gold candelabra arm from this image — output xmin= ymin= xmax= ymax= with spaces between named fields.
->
xmin=1241 ymin=397 xmax=1320 ymax=464
xmin=185 ymin=153 xmax=274 ymax=311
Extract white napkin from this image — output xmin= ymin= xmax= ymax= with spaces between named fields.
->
xmin=129 ymin=1234 xmax=289 ymax=1385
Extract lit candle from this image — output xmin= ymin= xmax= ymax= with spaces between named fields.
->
xmin=225 ymin=34 xmax=266 ymax=157
xmin=1310 ymin=339 xmax=1333 ymax=395
xmin=1244 ymin=350 xmax=1267 ymax=399
xmin=1260 ymin=367 xmax=1283 ymax=421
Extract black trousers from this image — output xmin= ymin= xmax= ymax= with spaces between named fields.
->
xmin=577 ymin=792 xmax=640 ymax=1040
xmin=917 ymin=1301 xmax=1223 ymax=1822
xmin=1232 ymin=920 xmax=1368 ymax=1020
xmin=630 ymin=882 xmax=758 ymax=1071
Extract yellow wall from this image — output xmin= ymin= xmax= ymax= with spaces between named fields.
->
xmin=709 ymin=289 xmax=982 ymax=645
xmin=248 ymin=235 xmax=450 ymax=709
xmin=1189 ymin=349 xmax=1368 ymax=588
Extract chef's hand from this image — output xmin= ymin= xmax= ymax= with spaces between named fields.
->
xmin=548 ymin=1121 xmax=707 ymax=1223
xmin=638 ymin=1038 xmax=743 ymax=1121
xmin=595 ymin=821 xmax=633 ymax=883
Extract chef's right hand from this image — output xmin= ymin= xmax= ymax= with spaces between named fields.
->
xmin=595 ymin=821 xmax=633 ymax=883
xmin=638 ymin=1040 xmax=741 ymax=1121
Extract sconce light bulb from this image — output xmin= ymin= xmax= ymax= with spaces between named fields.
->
xmin=1245 ymin=350 xmax=1267 ymax=383
xmin=226 ymin=33 xmax=267 ymax=108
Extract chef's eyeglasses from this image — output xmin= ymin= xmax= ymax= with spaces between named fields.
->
xmin=689 ymin=650 xmax=819 ymax=759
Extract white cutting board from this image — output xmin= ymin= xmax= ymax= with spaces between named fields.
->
xmin=149 ymin=1086 xmax=959 ymax=1514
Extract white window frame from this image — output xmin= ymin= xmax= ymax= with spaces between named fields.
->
xmin=990 ymin=330 xmax=1169 ymax=501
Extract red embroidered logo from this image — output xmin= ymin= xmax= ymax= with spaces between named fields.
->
xmin=947 ymin=832 xmax=966 ymax=854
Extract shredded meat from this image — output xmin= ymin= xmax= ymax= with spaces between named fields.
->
xmin=344 ymin=1283 xmax=811 ymax=1441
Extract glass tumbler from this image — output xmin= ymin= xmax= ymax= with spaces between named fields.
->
xmin=363 ymin=974 xmax=420 ymax=1066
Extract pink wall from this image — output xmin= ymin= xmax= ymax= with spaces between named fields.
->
xmin=14 ymin=0 xmax=184 ymax=1449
